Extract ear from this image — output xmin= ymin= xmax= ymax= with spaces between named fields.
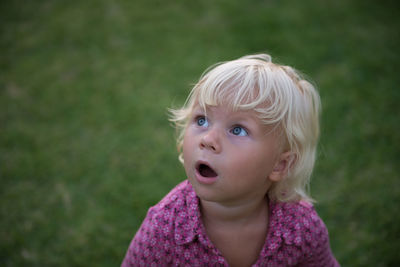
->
xmin=269 ymin=151 xmax=295 ymax=182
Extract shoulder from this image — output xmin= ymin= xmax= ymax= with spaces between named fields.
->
xmin=280 ymin=200 xmax=325 ymax=228
xmin=270 ymin=200 xmax=329 ymax=248
xmin=268 ymin=200 xmax=339 ymax=265
xmin=277 ymin=202 xmax=339 ymax=266
xmin=147 ymin=180 xmax=197 ymax=223
xmin=142 ymin=180 xmax=201 ymax=243
xmin=121 ymin=180 xmax=200 ymax=266
xmin=135 ymin=180 xmax=194 ymax=236
xmin=259 ymin=200 xmax=338 ymax=266
xmin=151 ymin=180 xmax=194 ymax=212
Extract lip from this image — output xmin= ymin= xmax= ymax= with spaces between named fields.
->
xmin=194 ymin=160 xmax=218 ymax=185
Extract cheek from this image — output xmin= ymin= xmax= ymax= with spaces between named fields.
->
xmin=182 ymin=140 xmax=189 ymax=162
xmin=182 ymin=132 xmax=194 ymax=161
xmin=230 ymin=149 xmax=276 ymax=177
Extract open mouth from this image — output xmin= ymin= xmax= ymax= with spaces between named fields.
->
xmin=197 ymin=163 xmax=218 ymax=178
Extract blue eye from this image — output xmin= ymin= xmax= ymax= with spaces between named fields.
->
xmin=231 ymin=126 xmax=248 ymax=136
xmin=196 ymin=116 xmax=209 ymax=127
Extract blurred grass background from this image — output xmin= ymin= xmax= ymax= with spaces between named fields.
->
xmin=1 ymin=0 xmax=399 ymax=266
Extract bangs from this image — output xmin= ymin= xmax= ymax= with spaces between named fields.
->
xmin=193 ymin=60 xmax=294 ymax=125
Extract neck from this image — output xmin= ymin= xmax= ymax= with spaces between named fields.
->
xmin=200 ymin=196 xmax=269 ymax=227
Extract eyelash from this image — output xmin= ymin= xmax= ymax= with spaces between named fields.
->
xmin=195 ymin=116 xmax=208 ymax=127
xmin=230 ymin=126 xmax=248 ymax=136
xmin=194 ymin=115 xmax=249 ymax=136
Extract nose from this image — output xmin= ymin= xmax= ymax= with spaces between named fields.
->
xmin=200 ymin=128 xmax=221 ymax=153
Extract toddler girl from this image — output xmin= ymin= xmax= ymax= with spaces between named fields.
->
xmin=122 ymin=54 xmax=339 ymax=266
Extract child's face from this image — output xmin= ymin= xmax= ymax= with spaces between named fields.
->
xmin=183 ymin=104 xmax=287 ymax=205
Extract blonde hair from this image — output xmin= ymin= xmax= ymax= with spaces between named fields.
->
xmin=169 ymin=54 xmax=320 ymax=203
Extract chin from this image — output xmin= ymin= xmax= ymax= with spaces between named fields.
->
xmin=188 ymin=179 xmax=215 ymax=200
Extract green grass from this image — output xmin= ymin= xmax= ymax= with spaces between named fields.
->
xmin=1 ymin=0 xmax=399 ymax=266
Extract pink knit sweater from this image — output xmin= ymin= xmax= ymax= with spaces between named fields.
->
xmin=122 ymin=180 xmax=339 ymax=266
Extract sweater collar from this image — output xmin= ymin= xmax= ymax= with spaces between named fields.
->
xmin=174 ymin=181 xmax=309 ymax=254
xmin=174 ymin=181 xmax=202 ymax=245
